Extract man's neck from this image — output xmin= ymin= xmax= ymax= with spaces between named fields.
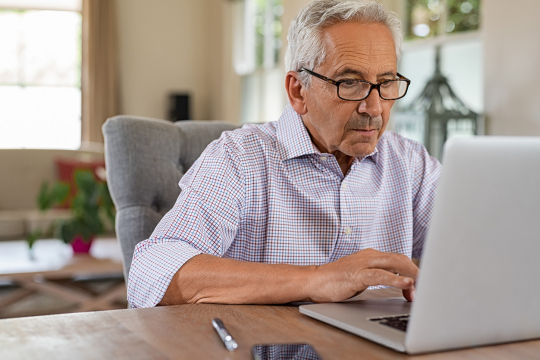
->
xmin=333 ymin=151 xmax=354 ymax=176
xmin=308 ymin=134 xmax=354 ymax=176
xmin=301 ymin=116 xmax=354 ymax=176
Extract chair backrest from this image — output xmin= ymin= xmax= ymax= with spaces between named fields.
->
xmin=103 ymin=115 xmax=239 ymax=280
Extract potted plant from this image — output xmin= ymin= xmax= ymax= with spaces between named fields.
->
xmin=26 ymin=169 xmax=115 ymax=254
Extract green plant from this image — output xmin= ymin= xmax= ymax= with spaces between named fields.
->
xmin=26 ymin=170 xmax=115 ymax=248
xmin=37 ymin=181 xmax=70 ymax=211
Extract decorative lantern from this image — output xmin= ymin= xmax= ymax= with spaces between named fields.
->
xmin=393 ymin=46 xmax=481 ymax=159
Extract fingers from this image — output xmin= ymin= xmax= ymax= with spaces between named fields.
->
xmin=313 ymin=250 xmax=419 ymax=303
xmin=359 ymin=269 xmax=415 ymax=290
xmin=402 ymin=286 xmax=416 ymax=302
xmin=360 ymin=249 xmax=419 ymax=281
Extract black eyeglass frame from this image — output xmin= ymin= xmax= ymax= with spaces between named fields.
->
xmin=298 ymin=67 xmax=411 ymax=101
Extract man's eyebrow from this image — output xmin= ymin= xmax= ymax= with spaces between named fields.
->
xmin=333 ymin=68 xmax=365 ymax=78
xmin=333 ymin=68 xmax=397 ymax=79
xmin=378 ymin=71 xmax=397 ymax=78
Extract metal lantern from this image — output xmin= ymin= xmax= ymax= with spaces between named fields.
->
xmin=394 ymin=46 xmax=481 ymax=160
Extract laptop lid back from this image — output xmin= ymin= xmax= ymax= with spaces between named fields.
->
xmin=405 ymin=137 xmax=540 ymax=354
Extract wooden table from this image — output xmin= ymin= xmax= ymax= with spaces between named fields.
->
xmin=1 ymin=288 xmax=539 ymax=359
xmin=0 ymin=238 xmax=126 ymax=317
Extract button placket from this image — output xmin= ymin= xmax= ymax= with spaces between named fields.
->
xmin=315 ymin=154 xmax=343 ymax=181
xmin=340 ymin=178 xmax=353 ymax=239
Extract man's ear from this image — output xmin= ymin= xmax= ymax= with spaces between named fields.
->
xmin=285 ymin=71 xmax=308 ymax=115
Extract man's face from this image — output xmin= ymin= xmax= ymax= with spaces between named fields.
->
xmin=300 ymin=22 xmax=397 ymax=159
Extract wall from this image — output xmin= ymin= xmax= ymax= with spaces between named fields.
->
xmin=220 ymin=2 xmax=242 ymax=124
xmin=116 ymin=0 xmax=225 ymax=121
xmin=282 ymin=0 xmax=312 ymax=56
xmin=483 ymin=0 xmax=540 ymax=136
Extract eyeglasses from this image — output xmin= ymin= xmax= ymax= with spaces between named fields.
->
xmin=298 ymin=68 xmax=411 ymax=101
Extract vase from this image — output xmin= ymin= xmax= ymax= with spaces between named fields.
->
xmin=71 ymin=235 xmax=94 ymax=254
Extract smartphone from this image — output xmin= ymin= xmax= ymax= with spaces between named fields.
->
xmin=251 ymin=343 xmax=323 ymax=360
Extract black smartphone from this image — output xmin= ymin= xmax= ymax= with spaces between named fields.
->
xmin=251 ymin=343 xmax=323 ymax=360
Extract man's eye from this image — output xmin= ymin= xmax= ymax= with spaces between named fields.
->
xmin=340 ymin=79 xmax=358 ymax=88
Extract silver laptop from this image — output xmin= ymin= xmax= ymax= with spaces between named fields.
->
xmin=300 ymin=136 xmax=540 ymax=354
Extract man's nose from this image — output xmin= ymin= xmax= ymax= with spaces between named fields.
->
xmin=357 ymin=87 xmax=383 ymax=118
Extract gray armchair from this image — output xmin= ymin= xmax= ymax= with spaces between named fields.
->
xmin=102 ymin=116 xmax=239 ymax=280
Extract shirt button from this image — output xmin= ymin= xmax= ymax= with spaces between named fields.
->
xmin=319 ymin=156 xmax=327 ymax=161
xmin=344 ymin=227 xmax=352 ymax=235
xmin=342 ymin=183 xmax=348 ymax=190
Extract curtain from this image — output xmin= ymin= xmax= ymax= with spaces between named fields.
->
xmin=81 ymin=0 xmax=120 ymax=145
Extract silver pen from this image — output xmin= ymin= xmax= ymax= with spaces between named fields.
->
xmin=212 ymin=318 xmax=238 ymax=351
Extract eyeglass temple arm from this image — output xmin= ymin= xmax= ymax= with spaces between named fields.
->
xmin=298 ymin=68 xmax=338 ymax=85
xmin=396 ymin=72 xmax=411 ymax=83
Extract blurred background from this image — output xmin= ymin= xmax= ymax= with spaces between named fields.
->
xmin=1 ymin=0 xmax=539 ymax=149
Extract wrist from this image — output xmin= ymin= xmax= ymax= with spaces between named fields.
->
xmin=302 ymin=265 xmax=320 ymax=302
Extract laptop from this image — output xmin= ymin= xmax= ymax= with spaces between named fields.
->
xmin=300 ymin=136 xmax=540 ymax=354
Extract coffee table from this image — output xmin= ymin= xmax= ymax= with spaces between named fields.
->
xmin=0 ymin=238 xmax=126 ymax=318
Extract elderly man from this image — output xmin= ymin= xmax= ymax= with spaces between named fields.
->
xmin=128 ymin=0 xmax=441 ymax=308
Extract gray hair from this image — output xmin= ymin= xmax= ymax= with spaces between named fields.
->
xmin=285 ymin=0 xmax=403 ymax=86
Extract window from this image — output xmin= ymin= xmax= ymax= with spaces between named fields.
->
xmin=392 ymin=0 xmax=483 ymax=151
xmin=232 ymin=0 xmax=285 ymax=124
xmin=406 ymin=0 xmax=480 ymax=39
xmin=0 ymin=0 xmax=82 ymax=149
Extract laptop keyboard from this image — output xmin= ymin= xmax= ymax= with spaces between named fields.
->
xmin=369 ymin=314 xmax=409 ymax=332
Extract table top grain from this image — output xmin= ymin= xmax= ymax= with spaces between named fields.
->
xmin=1 ymin=288 xmax=539 ymax=360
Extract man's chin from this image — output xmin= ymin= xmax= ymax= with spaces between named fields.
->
xmin=342 ymin=140 xmax=378 ymax=159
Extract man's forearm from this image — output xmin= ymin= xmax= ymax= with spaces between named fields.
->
xmin=158 ymin=254 xmax=317 ymax=305
xmin=158 ymin=249 xmax=418 ymax=305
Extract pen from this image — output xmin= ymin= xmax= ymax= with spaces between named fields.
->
xmin=212 ymin=318 xmax=238 ymax=351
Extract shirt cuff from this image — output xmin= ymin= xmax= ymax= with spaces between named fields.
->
xmin=127 ymin=240 xmax=202 ymax=308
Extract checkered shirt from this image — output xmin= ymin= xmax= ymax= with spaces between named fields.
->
xmin=128 ymin=104 xmax=442 ymax=308
xmin=252 ymin=344 xmax=321 ymax=359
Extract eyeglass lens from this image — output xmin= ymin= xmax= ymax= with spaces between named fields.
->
xmin=338 ymin=80 xmax=408 ymax=100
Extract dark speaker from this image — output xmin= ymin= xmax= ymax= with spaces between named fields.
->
xmin=169 ymin=93 xmax=190 ymax=121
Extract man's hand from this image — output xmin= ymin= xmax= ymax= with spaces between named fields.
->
xmin=307 ymin=248 xmax=418 ymax=303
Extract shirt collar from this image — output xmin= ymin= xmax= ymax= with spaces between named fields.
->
xmin=277 ymin=104 xmax=320 ymax=160
xmin=362 ymin=146 xmax=379 ymax=164
xmin=276 ymin=104 xmax=380 ymax=164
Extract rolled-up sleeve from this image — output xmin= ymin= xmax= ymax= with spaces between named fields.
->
xmin=127 ymin=136 xmax=245 ymax=308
